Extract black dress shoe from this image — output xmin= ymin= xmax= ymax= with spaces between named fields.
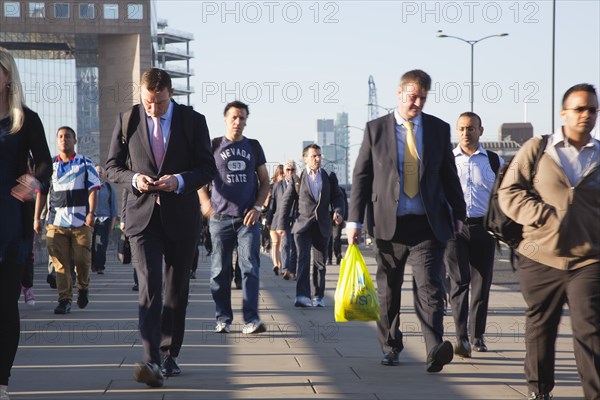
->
xmin=426 ymin=341 xmax=454 ymax=373
xmin=160 ymin=356 xmax=181 ymax=377
xmin=454 ymin=338 xmax=472 ymax=358
xmin=472 ymin=337 xmax=488 ymax=352
xmin=381 ymin=350 xmax=401 ymax=366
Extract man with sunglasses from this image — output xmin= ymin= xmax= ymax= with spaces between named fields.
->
xmin=268 ymin=160 xmax=298 ymax=280
xmin=498 ymin=83 xmax=600 ymax=400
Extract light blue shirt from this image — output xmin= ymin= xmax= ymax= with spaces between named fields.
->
xmin=453 ymin=145 xmax=504 ymax=218
xmin=306 ymin=168 xmax=322 ymax=200
xmin=394 ymin=110 xmax=426 ymax=216
xmin=552 ymin=128 xmax=600 ymax=187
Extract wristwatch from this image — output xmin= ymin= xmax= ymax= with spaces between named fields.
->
xmin=88 ymin=211 xmax=97 ymax=217
xmin=253 ymin=205 xmax=262 ymax=212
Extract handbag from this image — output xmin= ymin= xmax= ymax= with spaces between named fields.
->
xmin=334 ymin=244 xmax=380 ymax=322
xmin=117 ymin=232 xmax=131 ymax=264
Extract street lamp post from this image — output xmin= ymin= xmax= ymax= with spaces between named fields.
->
xmin=436 ymin=30 xmax=508 ymax=112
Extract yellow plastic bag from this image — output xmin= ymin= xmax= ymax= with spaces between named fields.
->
xmin=334 ymin=244 xmax=380 ymax=322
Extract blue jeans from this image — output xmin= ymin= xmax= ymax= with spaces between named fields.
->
xmin=209 ymin=214 xmax=261 ymax=324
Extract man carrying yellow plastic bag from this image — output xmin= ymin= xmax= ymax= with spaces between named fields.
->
xmin=334 ymin=244 xmax=379 ymax=322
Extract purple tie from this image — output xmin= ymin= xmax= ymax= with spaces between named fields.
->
xmin=151 ymin=116 xmax=165 ymax=168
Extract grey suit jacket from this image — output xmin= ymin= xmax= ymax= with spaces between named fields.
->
xmin=278 ymin=169 xmax=344 ymax=238
xmin=348 ymin=112 xmax=465 ymax=243
xmin=268 ymin=178 xmax=292 ymax=231
xmin=105 ymin=102 xmax=216 ymax=240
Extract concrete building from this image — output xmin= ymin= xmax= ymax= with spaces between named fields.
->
xmin=0 ymin=1 xmax=194 ymax=166
xmin=155 ymin=17 xmax=193 ymax=105
xmin=316 ymin=113 xmax=350 ymax=186
xmin=499 ymin=122 xmax=534 ymax=146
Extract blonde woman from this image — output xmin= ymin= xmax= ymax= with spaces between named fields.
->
xmin=0 ymin=47 xmax=52 ymax=400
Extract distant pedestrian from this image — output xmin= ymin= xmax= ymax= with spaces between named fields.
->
xmin=277 ymin=144 xmax=344 ymax=308
xmin=91 ymin=166 xmax=118 ymax=274
xmin=269 ymin=160 xmax=298 ymax=280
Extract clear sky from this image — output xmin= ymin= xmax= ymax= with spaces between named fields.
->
xmin=156 ymin=0 xmax=600 ymax=169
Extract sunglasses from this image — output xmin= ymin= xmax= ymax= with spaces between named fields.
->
xmin=286 ymin=168 xmax=296 ymax=171
xmin=564 ymin=107 xmax=599 ymax=114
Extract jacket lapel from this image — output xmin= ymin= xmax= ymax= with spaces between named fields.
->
xmin=137 ymin=105 xmax=157 ymax=171
xmin=420 ymin=113 xmax=429 ymax=179
xmin=386 ymin=113 xmax=399 ymax=177
xmin=162 ymin=103 xmax=181 ymax=172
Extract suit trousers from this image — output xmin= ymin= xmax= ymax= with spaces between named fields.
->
xmin=374 ymin=215 xmax=446 ymax=355
xmin=129 ymin=204 xmax=197 ymax=364
xmin=294 ymin=222 xmax=328 ymax=299
xmin=281 ymin=225 xmax=296 ymax=274
xmin=518 ymin=256 xmax=600 ymax=398
xmin=444 ymin=219 xmax=495 ymax=340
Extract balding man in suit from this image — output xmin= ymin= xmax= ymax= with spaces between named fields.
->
xmin=347 ymin=69 xmax=466 ymax=373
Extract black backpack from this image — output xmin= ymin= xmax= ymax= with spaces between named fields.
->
xmin=484 ymin=135 xmax=549 ymax=250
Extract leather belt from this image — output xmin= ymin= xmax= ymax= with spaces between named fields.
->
xmin=465 ymin=216 xmax=484 ymax=224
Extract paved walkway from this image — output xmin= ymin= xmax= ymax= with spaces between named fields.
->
xmin=11 ymin=242 xmax=583 ymax=399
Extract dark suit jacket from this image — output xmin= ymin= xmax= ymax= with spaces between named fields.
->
xmin=105 ymin=102 xmax=216 ymax=240
xmin=268 ymin=178 xmax=291 ymax=230
xmin=349 ymin=112 xmax=465 ymax=243
xmin=278 ymin=169 xmax=344 ymax=238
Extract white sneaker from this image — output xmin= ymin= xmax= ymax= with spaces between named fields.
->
xmin=242 ymin=320 xmax=266 ymax=334
xmin=312 ymin=297 xmax=325 ymax=307
xmin=0 ymin=388 xmax=9 ymax=400
xmin=215 ymin=321 xmax=231 ymax=333
xmin=294 ymin=296 xmax=313 ymax=308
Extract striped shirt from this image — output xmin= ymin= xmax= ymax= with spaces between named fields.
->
xmin=47 ymin=153 xmax=101 ymax=227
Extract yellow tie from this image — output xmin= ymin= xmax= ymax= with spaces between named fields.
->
xmin=403 ymin=121 xmax=419 ymax=198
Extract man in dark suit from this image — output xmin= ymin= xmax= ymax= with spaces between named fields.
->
xmin=347 ymin=70 xmax=466 ymax=373
xmin=105 ymin=68 xmax=216 ymax=387
xmin=277 ymin=144 xmax=344 ymax=308
xmin=268 ymin=160 xmax=298 ymax=280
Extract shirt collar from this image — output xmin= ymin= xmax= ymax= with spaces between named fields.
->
xmin=57 ymin=153 xmax=77 ymax=162
xmin=453 ymin=144 xmax=487 ymax=157
xmin=552 ymin=127 xmax=598 ymax=150
xmin=394 ymin=110 xmax=422 ymax=128
xmin=306 ymin=168 xmax=321 ymax=176
xmin=145 ymin=99 xmax=174 ymax=122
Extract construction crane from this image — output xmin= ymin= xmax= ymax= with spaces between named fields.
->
xmin=367 ymin=75 xmax=379 ymax=121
